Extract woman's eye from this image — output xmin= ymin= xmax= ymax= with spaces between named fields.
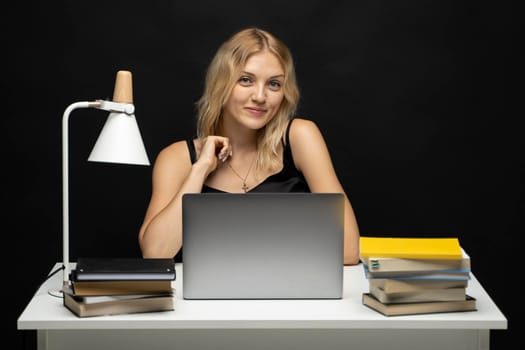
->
xmin=269 ymin=80 xmax=282 ymax=89
xmin=239 ymin=76 xmax=252 ymax=84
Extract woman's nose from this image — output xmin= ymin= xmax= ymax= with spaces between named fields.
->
xmin=251 ymin=85 xmax=266 ymax=103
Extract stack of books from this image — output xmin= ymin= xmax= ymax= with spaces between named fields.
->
xmin=359 ymin=236 xmax=477 ymax=316
xmin=63 ymin=257 xmax=176 ymax=317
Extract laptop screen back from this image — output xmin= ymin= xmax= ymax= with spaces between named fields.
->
xmin=182 ymin=193 xmax=344 ymax=299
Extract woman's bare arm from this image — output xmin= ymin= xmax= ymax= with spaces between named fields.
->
xmin=138 ymin=137 xmax=231 ymax=257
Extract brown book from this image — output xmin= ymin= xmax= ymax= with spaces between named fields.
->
xmin=63 ymin=287 xmax=174 ymax=317
xmin=369 ymin=284 xmax=466 ymax=303
xmin=72 ymin=280 xmax=173 ymax=296
xmin=369 ymin=278 xmax=468 ymax=293
xmin=362 ymin=293 xmax=477 ymax=316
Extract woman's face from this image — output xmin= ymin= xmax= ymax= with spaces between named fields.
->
xmin=222 ymin=50 xmax=285 ymax=130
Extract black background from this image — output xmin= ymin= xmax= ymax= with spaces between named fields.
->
xmin=5 ymin=1 xmax=520 ymax=348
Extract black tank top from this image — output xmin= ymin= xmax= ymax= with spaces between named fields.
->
xmin=186 ymin=119 xmax=311 ymax=193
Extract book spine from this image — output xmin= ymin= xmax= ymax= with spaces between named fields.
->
xmin=363 ymin=265 xmax=471 ymax=279
xmin=361 ymin=293 xmax=477 ymax=316
xmin=369 ymin=279 xmax=468 ymax=293
xmin=363 ymin=257 xmax=470 ymax=272
xmin=369 ymin=285 xmax=466 ymax=303
xmin=74 ymin=272 xmax=175 ymax=281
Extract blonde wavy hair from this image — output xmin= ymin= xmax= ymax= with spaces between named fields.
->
xmin=195 ymin=27 xmax=300 ymax=172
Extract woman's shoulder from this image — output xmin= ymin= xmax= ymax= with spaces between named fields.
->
xmin=288 ymin=117 xmax=322 ymax=141
xmin=159 ymin=139 xmax=189 ymax=156
xmin=154 ymin=140 xmax=192 ymax=167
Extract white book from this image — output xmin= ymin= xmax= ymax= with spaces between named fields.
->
xmin=362 ymin=247 xmax=470 ymax=275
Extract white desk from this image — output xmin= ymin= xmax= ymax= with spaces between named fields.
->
xmin=18 ymin=263 xmax=507 ymax=350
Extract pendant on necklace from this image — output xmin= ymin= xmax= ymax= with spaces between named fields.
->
xmin=242 ymin=182 xmax=249 ymax=193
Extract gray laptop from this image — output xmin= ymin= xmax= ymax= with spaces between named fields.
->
xmin=182 ymin=193 xmax=344 ymax=299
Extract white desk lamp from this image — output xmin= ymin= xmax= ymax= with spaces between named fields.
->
xmin=60 ymin=70 xmax=150 ymax=290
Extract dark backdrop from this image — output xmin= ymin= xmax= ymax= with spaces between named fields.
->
xmin=5 ymin=1 xmax=520 ymax=349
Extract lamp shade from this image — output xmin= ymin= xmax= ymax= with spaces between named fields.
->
xmin=88 ymin=70 xmax=149 ymax=165
xmin=88 ymin=111 xmax=150 ymax=165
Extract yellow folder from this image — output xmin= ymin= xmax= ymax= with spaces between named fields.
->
xmin=360 ymin=237 xmax=462 ymax=260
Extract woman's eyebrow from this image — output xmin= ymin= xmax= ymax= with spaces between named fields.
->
xmin=241 ymin=71 xmax=284 ymax=79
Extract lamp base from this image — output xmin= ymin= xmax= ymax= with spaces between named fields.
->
xmin=48 ymin=288 xmax=64 ymax=298
xmin=48 ymin=280 xmax=70 ymax=298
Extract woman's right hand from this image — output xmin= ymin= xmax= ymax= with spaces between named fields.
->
xmin=195 ymin=136 xmax=232 ymax=175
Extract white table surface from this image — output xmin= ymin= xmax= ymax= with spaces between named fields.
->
xmin=18 ymin=262 xmax=507 ymax=331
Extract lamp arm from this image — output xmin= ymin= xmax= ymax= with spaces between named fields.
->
xmin=95 ymin=100 xmax=135 ymax=115
xmin=62 ymin=101 xmax=98 ymax=285
xmin=61 ymin=100 xmax=134 ymax=285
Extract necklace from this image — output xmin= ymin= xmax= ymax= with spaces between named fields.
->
xmin=227 ymin=154 xmax=257 ymax=193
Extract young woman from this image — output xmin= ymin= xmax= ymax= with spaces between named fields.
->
xmin=138 ymin=27 xmax=360 ymax=265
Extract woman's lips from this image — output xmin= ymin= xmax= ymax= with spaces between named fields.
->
xmin=245 ymin=107 xmax=267 ymax=116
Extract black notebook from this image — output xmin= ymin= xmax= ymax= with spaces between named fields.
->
xmin=72 ymin=258 xmax=176 ymax=281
